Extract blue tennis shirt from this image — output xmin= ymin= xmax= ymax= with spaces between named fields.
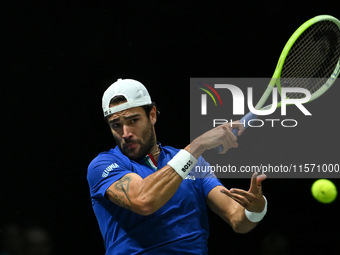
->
xmin=87 ymin=144 xmax=222 ymax=254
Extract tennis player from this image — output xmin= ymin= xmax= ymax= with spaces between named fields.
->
xmin=87 ymin=78 xmax=267 ymax=254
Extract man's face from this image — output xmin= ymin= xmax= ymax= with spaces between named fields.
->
xmin=107 ymin=106 xmax=157 ymax=160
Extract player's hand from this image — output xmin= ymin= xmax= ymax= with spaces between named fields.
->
xmin=220 ymin=172 xmax=267 ymax=212
xmin=192 ymin=121 xmax=245 ymax=155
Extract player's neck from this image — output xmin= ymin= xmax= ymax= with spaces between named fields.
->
xmin=149 ymin=144 xmax=161 ymax=163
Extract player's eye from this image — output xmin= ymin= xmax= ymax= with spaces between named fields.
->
xmin=111 ymin=123 xmax=120 ymax=129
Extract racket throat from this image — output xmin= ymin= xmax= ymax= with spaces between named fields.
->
xmin=251 ymin=87 xmax=278 ymax=115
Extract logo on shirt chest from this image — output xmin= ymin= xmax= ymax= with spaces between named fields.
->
xmin=185 ymin=174 xmax=196 ymax=180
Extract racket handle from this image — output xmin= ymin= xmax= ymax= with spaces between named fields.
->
xmin=216 ymin=111 xmax=257 ymax=153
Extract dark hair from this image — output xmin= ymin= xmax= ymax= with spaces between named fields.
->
xmin=106 ymin=95 xmax=160 ymax=120
xmin=141 ymin=103 xmax=160 ymax=118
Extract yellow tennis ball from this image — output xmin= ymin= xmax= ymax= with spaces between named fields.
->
xmin=311 ymin=179 xmax=337 ymax=204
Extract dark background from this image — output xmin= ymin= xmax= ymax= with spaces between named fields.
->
xmin=1 ymin=1 xmax=339 ymax=254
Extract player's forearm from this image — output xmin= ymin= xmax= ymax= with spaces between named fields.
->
xmin=133 ymin=144 xmax=202 ymax=215
xmin=133 ymin=165 xmax=183 ymax=215
xmin=185 ymin=139 xmax=206 ymax=159
xmin=227 ymin=205 xmax=259 ymax=233
xmin=207 ymin=187 xmax=260 ymax=234
xmin=116 ymin=138 xmax=211 ymax=216
xmin=111 ymin=144 xmax=200 ymax=215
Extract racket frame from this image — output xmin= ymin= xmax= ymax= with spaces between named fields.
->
xmin=217 ymin=15 xmax=340 ymax=151
xmin=255 ymin=15 xmax=340 ymax=111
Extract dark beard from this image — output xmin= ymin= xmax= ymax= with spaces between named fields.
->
xmin=115 ymin=121 xmax=156 ymax=161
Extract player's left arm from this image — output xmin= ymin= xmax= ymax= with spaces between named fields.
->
xmin=206 ymin=172 xmax=267 ymax=233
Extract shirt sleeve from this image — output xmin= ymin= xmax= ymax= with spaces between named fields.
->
xmin=195 ymin=156 xmax=223 ymax=198
xmin=87 ymin=152 xmax=133 ymax=199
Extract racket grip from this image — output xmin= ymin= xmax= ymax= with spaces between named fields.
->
xmin=216 ymin=112 xmax=257 ymax=153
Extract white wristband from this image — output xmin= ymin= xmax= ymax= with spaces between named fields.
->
xmin=167 ymin=150 xmax=198 ymax=179
xmin=244 ymin=196 xmax=267 ymax=223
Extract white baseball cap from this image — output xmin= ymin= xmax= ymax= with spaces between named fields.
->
xmin=102 ymin=78 xmax=152 ymax=117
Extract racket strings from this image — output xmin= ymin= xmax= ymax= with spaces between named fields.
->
xmin=283 ymin=21 xmax=339 ymax=79
xmin=281 ymin=20 xmax=340 ymax=99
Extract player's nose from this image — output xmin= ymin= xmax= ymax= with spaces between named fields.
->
xmin=122 ymin=125 xmax=133 ymax=139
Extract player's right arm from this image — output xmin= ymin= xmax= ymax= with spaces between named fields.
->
xmin=105 ymin=165 xmax=182 ymax=215
xmin=105 ymin=122 xmax=244 ymax=216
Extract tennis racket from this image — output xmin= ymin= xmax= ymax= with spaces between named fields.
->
xmin=217 ymin=14 xmax=340 ymax=153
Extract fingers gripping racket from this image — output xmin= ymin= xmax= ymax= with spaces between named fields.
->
xmin=217 ymin=15 xmax=340 ymax=153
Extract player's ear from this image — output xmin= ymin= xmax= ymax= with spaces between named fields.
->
xmin=149 ymin=106 xmax=157 ymax=125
